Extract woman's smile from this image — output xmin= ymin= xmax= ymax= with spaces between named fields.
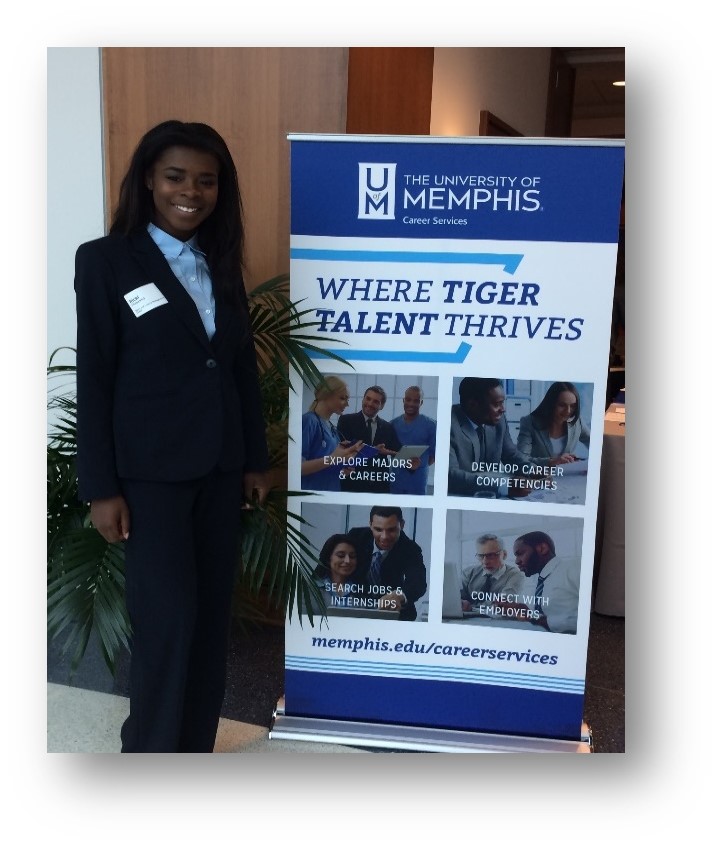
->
xmin=146 ymin=146 xmax=219 ymax=240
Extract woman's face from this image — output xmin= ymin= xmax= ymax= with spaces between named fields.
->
xmin=330 ymin=387 xmax=350 ymax=415
xmin=146 ymin=146 xmax=219 ymax=241
xmin=329 ymin=543 xmax=357 ymax=581
xmin=553 ymin=391 xmax=578 ymax=424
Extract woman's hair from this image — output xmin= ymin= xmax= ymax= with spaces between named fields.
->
xmin=109 ymin=120 xmax=246 ymax=306
xmin=531 ymin=382 xmax=581 ymax=429
xmin=309 ymin=376 xmax=348 ymax=411
xmin=315 ymin=534 xmax=357 ymax=578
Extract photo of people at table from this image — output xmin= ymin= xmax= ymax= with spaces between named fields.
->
xmin=300 ymin=373 xmax=438 ymax=495
xmin=300 ymin=502 xmax=432 ymax=622
xmin=446 ymin=376 xmax=593 ymax=504
xmin=442 ymin=510 xmax=583 ymax=635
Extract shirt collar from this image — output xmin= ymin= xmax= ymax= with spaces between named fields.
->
xmin=538 ymin=556 xmax=558 ymax=579
xmin=460 ymin=407 xmax=483 ymax=431
xmin=147 ymin=222 xmax=205 ymax=259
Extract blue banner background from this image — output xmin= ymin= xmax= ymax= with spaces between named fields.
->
xmin=287 ymin=135 xmax=625 ymax=745
xmin=291 ymin=139 xmax=625 ymax=243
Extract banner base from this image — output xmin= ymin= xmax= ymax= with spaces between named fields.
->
xmin=271 ymin=698 xmax=593 ymax=753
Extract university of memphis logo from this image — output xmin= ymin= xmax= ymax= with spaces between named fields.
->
xmin=358 ymin=162 xmax=396 ymax=220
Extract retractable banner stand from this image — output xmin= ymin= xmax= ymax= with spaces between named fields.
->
xmin=273 ymin=134 xmax=625 ymax=752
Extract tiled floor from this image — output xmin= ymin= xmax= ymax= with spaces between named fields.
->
xmin=47 ymin=611 xmax=624 ymax=753
xmin=46 ymin=684 xmax=372 ymax=753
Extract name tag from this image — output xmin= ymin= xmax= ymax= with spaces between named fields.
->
xmin=124 ymin=283 xmax=168 ymax=317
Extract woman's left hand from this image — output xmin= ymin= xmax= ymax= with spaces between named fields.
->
xmin=547 ymin=453 xmax=576 ymax=466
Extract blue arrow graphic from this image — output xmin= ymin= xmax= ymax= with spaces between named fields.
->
xmin=308 ymin=341 xmax=472 ymax=363
xmin=291 ymin=248 xmax=524 ymax=274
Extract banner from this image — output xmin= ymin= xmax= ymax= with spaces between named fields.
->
xmin=278 ymin=134 xmax=624 ymax=750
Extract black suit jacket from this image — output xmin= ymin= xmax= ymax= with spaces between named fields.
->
xmin=447 ymin=404 xmax=527 ymax=497
xmin=74 ymin=229 xmax=269 ymax=501
xmin=337 ymin=411 xmax=401 ymax=493
xmin=347 ymin=526 xmax=427 ymax=621
xmin=337 ymin=411 xmax=401 ymax=451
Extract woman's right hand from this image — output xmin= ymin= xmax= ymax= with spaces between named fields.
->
xmin=547 ymin=453 xmax=576 ymax=466
xmin=332 ymin=439 xmax=364 ymax=459
xmin=90 ymin=495 xmax=131 ymax=543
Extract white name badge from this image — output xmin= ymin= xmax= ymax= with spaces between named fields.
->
xmin=124 ymin=283 xmax=168 ymax=317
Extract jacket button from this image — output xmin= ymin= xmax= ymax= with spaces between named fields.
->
xmin=206 ymin=358 xmax=217 ymax=368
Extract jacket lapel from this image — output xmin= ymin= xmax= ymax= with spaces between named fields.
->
xmin=212 ymin=294 xmax=247 ymax=350
xmin=458 ymin=413 xmax=477 ymax=461
xmin=565 ymin=420 xmax=577 ymax=452
xmin=211 ymin=281 xmax=253 ymax=353
xmin=540 ymin=429 xmax=554 ymax=455
xmin=128 ymin=229 xmax=212 ymax=351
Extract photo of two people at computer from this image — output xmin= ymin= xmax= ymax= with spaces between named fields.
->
xmin=442 ymin=511 xmax=583 ymax=635
xmin=447 ymin=376 xmax=593 ymax=505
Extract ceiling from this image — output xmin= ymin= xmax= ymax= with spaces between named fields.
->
xmin=560 ymin=47 xmax=625 ymax=126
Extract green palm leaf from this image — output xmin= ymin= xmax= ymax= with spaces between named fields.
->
xmin=47 ymin=525 xmax=130 ymax=673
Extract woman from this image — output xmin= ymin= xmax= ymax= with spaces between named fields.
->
xmin=74 ymin=120 xmax=270 ymax=752
xmin=301 ymin=376 xmax=363 ymax=491
xmin=517 ymin=382 xmax=591 ymax=465
xmin=314 ymin=534 xmax=364 ymax=608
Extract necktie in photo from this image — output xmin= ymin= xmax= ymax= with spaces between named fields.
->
xmin=370 ymin=550 xmax=383 ymax=584
xmin=479 ymin=574 xmax=494 ymax=594
xmin=534 ymin=574 xmax=546 ymax=612
xmin=366 ymin=417 xmax=375 ymax=444
xmin=475 ymin=425 xmax=485 ymax=457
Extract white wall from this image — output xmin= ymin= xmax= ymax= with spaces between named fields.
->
xmin=47 ymin=48 xmax=105 ymax=365
xmin=430 ymin=47 xmax=551 ymax=137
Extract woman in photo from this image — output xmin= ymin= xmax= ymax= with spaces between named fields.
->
xmin=74 ymin=120 xmax=270 ymax=752
xmin=517 ymin=382 xmax=591 ymax=465
xmin=314 ymin=534 xmax=364 ymax=608
xmin=301 ymin=376 xmax=363 ymax=491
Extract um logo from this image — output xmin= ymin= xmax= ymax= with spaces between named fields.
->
xmin=358 ymin=162 xmax=396 ymax=220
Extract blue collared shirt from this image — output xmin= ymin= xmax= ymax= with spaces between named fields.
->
xmin=147 ymin=223 xmax=216 ymax=339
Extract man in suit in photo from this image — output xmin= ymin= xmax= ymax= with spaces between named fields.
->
xmin=348 ymin=505 xmax=427 ymax=621
xmin=447 ymin=377 xmax=529 ymax=498
xmin=338 ymin=384 xmax=401 ymax=493
xmin=495 ymin=531 xmax=581 ymax=634
xmin=460 ymin=532 xmax=525 ymax=612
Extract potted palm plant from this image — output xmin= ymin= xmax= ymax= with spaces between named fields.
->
xmin=47 ymin=273 xmax=346 ymax=673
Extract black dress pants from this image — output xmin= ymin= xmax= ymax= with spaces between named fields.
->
xmin=119 ymin=468 xmax=244 ymax=753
